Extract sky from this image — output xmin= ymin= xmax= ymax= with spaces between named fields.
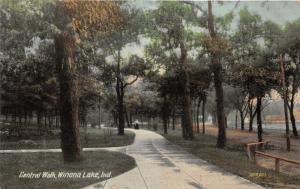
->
xmin=134 ymin=0 xmax=300 ymax=25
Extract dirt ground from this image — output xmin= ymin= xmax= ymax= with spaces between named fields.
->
xmin=204 ymin=125 xmax=300 ymax=178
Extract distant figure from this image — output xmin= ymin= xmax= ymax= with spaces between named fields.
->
xmin=134 ymin=122 xmax=139 ymax=129
xmin=134 ymin=120 xmax=139 ymax=129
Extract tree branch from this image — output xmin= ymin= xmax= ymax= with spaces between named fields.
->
xmin=123 ymin=76 xmax=139 ymax=89
xmin=181 ymin=1 xmax=206 ymax=13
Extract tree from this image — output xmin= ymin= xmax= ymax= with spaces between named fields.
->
xmin=226 ymin=87 xmax=248 ymax=130
xmin=207 ymin=0 xmax=228 ymax=147
xmin=276 ymin=19 xmax=300 ymax=137
xmin=230 ymin=7 xmax=268 ymax=132
xmin=147 ymin=1 xmax=204 ymax=140
xmin=232 ymin=55 xmax=278 ymax=142
xmin=0 ymin=0 xmax=59 ymax=134
xmin=190 ymin=64 xmax=211 ymax=134
xmin=97 ymin=7 xmax=147 ymax=135
xmin=53 ymin=1 xmax=123 ymax=161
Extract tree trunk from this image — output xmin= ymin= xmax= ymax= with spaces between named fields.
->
xmin=289 ymin=106 xmax=299 ymax=137
xmin=279 ymin=54 xmax=291 ymax=151
xmin=116 ymin=49 xmax=125 ymax=135
xmin=289 ymin=75 xmax=299 ymax=137
xmin=202 ymin=95 xmax=206 ymax=135
xmin=180 ymin=42 xmax=193 ymax=140
xmin=196 ymin=97 xmax=201 ymax=134
xmin=248 ymin=98 xmax=256 ymax=132
xmin=54 ymin=34 xmax=82 ymax=162
xmin=208 ymin=0 xmax=226 ymax=148
xmin=256 ymin=96 xmax=263 ymax=142
xmin=117 ymin=89 xmax=125 ymax=135
xmin=98 ymin=96 xmax=101 ymax=128
xmin=162 ymin=96 xmax=168 ymax=134
xmin=163 ymin=116 xmax=168 ymax=134
xmin=240 ymin=110 xmax=245 ymax=130
xmin=172 ymin=110 xmax=175 ymax=130
xmin=181 ymin=114 xmax=186 ymax=138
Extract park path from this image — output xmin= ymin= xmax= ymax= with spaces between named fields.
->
xmin=83 ymin=129 xmax=264 ymax=189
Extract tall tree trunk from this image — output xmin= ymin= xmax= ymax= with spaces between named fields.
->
xmin=202 ymin=95 xmax=206 ymax=135
xmin=98 ymin=96 xmax=101 ymax=128
xmin=162 ymin=96 xmax=168 ymax=134
xmin=54 ymin=34 xmax=82 ymax=162
xmin=248 ymin=98 xmax=256 ymax=132
xmin=289 ymin=105 xmax=299 ymax=137
xmin=280 ymin=54 xmax=291 ymax=151
xmin=116 ymin=49 xmax=125 ymax=135
xmin=196 ymin=97 xmax=201 ymax=134
xmin=289 ymin=75 xmax=299 ymax=137
xmin=172 ymin=110 xmax=176 ymax=130
xmin=256 ymin=96 xmax=263 ymax=142
xmin=180 ymin=42 xmax=193 ymax=140
xmin=239 ymin=110 xmax=245 ymax=130
xmin=181 ymin=114 xmax=186 ymax=138
xmin=124 ymin=106 xmax=131 ymax=128
xmin=208 ymin=0 xmax=226 ymax=147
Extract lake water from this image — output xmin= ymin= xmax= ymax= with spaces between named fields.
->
xmin=228 ymin=122 xmax=300 ymax=132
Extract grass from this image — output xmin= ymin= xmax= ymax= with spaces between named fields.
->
xmin=154 ymin=129 xmax=300 ymax=189
xmin=0 ymin=150 xmax=136 ymax=189
xmin=0 ymin=127 xmax=135 ymax=150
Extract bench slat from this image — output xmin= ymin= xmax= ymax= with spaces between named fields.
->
xmin=246 ymin=141 xmax=269 ymax=146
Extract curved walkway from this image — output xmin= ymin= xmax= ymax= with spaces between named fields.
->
xmin=83 ymin=129 xmax=264 ymax=189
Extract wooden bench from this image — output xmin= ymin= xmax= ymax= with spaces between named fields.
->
xmin=255 ymin=151 xmax=300 ymax=172
xmin=245 ymin=141 xmax=270 ymax=160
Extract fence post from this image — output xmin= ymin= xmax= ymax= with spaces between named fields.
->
xmin=275 ymin=158 xmax=280 ymax=172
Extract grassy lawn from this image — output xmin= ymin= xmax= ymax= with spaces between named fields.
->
xmin=154 ymin=129 xmax=300 ymax=189
xmin=0 ymin=127 xmax=135 ymax=150
xmin=0 ymin=150 xmax=136 ymax=189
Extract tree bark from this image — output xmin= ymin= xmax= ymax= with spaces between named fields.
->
xmin=202 ymin=94 xmax=206 ymax=135
xmin=116 ymin=49 xmax=125 ymax=135
xmin=181 ymin=114 xmax=186 ymax=138
xmin=98 ymin=96 xmax=101 ymax=128
xmin=172 ymin=110 xmax=175 ymax=130
xmin=180 ymin=42 xmax=193 ymax=140
xmin=279 ymin=54 xmax=291 ymax=151
xmin=289 ymin=74 xmax=299 ymax=137
xmin=54 ymin=34 xmax=82 ymax=162
xmin=208 ymin=0 xmax=226 ymax=147
xmin=240 ymin=110 xmax=245 ymax=130
xmin=196 ymin=97 xmax=202 ymax=134
xmin=162 ymin=96 xmax=168 ymax=134
xmin=248 ymin=98 xmax=256 ymax=132
xmin=289 ymin=105 xmax=299 ymax=137
xmin=256 ymin=96 xmax=263 ymax=142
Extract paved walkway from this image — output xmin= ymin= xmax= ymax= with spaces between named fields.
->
xmin=83 ymin=129 xmax=264 ymax=189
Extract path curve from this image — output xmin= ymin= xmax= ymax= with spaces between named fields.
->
xmin=83 ymin=129 xmax=264 ymax=189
